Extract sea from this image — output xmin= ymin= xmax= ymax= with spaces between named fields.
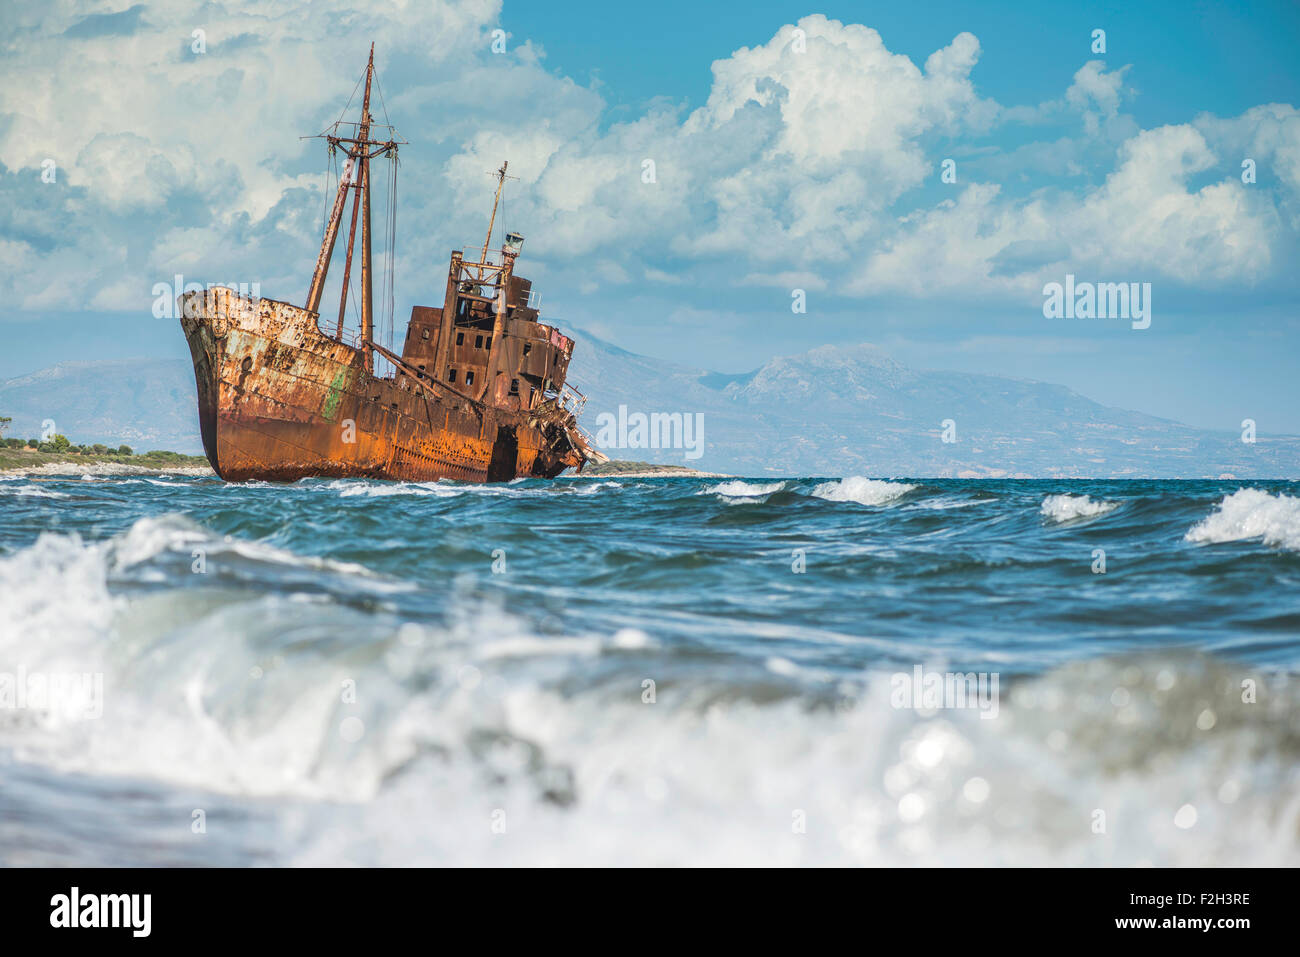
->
xmin=1 ymin=472 xmax=1298 ymax=866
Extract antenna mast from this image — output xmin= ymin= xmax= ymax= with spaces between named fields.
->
xmin=476 ymin=161 xmax=517 ymax=279
xmin=480 ymin=161 xmax=509 ymax=265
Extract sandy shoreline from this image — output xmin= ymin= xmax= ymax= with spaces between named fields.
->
xmin=569 ymin=469 xmax=729 ymax=479
xmin=1 ymin=461 xmax=721 ymax=480
xmin=0 ymin=461 xmax=215 ymax=478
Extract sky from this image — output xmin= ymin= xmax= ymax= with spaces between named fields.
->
xmin=2 ymin=0 xmax=1299 ymax=432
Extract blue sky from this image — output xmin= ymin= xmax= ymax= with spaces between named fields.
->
xmin=503 ymin=1 xmax=1300 ymax=126
xmin=2 ymin=0 xmax=1299 ymax=433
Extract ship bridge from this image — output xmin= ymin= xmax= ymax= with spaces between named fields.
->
xmin=400 ymin=239 xmax=574 ymax=414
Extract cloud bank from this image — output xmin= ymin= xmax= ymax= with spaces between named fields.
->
xmin=1 ymin=2 xmax=1297 ymax=324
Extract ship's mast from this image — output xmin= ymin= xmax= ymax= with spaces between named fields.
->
xmin=358 ymin=45 xmax=376 ymax=374
xmin=333 ymin=49 xmax=369 ymax=341
xmin=303 ymin=44 xmax=402 ymax=376
xmin=477 ymin=161 xmax=509 ymax=278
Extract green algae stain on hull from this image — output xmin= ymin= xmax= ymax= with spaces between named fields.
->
xmin=321 ymin=367 xmax=352 ymax=421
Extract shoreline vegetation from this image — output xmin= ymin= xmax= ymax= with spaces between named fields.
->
xmin=0 ymin=419 xmax=210 ymax=474
xmin=0 ymin=444 xmax=211 ymax=476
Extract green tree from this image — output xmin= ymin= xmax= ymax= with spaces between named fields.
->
xmin=117 ymin=444 xmax=133 ymax=456
xmin=26 ymin=438 xmax=37 ymax=448
xmin=51 ymin=434 xmax=71 ymax=452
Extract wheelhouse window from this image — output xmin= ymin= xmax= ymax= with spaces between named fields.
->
xmin=465 ymin=370 xmax=475 ymax=386
xmin=448 ymin=368 xmax=457 ymax=383
xmin=456 ymin=332 xmax=464 ymax=345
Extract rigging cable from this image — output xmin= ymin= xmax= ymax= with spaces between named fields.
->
xmin=388 ymin=148 xmax=398 ymax=360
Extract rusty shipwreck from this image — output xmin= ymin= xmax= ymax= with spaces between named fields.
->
xmin=179 ymin=46 xmax=604 ymax=483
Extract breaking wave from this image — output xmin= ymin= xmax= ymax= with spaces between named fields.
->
xmin=3 ymin=475 xmax=1300 ymax=866
xmin=1186 ymin=488 xmax=1300 ymax=551
xmin=812 ymin=476 xmax=917 ymax=506
xmin=5 ymin=516 xmax=1296 ymax=866
xmin=325 ymin=478 xmax=627 ymax=499
xmin=0 ymin=483 xmax=68 ymax=498
xmin=1040 ymin=493 xmax=1117 ymax=523
xmin=336 ymin=480 xmax=463 ymax=498
xmin=706 ymin=480 xmax=786 ymax=499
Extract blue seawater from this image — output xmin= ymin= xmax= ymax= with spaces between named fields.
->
xmin=1 ymin=471 xmax=1298 ymax=865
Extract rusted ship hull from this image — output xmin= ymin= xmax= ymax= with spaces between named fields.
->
xmin=180 ymin=288 xmax=582 ymax=483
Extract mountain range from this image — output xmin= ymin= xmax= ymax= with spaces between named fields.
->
xmin=561 ymin=330 xmax=1299 ymax=478
xmin=0 ymin=358 xmax=204 ymax=454
xmin=1 ymin=333 xmax=1296 ymax=478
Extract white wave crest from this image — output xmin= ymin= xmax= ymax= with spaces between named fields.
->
xmin=1040 ymin=493 xmax=1117 ymax=523
xmin=0 ymin=516 xmax=419 ymax=798
xmin=706 ymin=480 xmax=785 ymax=499
xmin=3 ymin=526 xmax=1299 ymax=867
xmin=905 ymin=496 xmax=985 ymax=511
xmin=284 ymin=654 xmax=1300 ymax=867
xmin=336 ymin=481 xmax=463 ymax=499
xmin=1185 ymin=488 xmax=1300 ymax=551
xmin=812 ymin=476 xmax=916 ymax=506
xmin=0 ymin=484 xmax=68 ymax=498
xmin=569 ymin=481 xmax=622 ymax=495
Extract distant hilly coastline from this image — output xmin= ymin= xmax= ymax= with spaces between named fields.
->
xmin=563 ymin=330 xmax=1300 ymax=479
xmin=2 ymin=336 xmax=1297 ymax=479
xmin=0 ymin=358 xmax=205 ymax=455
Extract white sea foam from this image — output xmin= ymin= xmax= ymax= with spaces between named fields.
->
xmin=1185 ymin=488 xmax=1300 ymax=551
xmin=335 ymin=481 xmax=463 ymax=499
xmin=329 ymin=479 xmax=625 ymax=499
xmin=0 ymin=517 xmax=417 ymax=798
xmin=706 ymin=480 xmax=785 ymax=499
xmin=2 ymin=521 xmax=1297 ymax=866
xmin=287 ymin=654 xmax=1300 ymax=867
xmin=0 ymin=484 xmax=68 ymax=498
xmin=1040 ymin=493 xmax=1117 ymax=523
xmin=4 ymin=504 xmax=1299 ymax=868
xmin=569 ymin=481 xmax=622 ymax=495
xmin=905 ymin=496 xmax=985 ymax=511
xmin=812 ymin=476 xmax=916 ymax=506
